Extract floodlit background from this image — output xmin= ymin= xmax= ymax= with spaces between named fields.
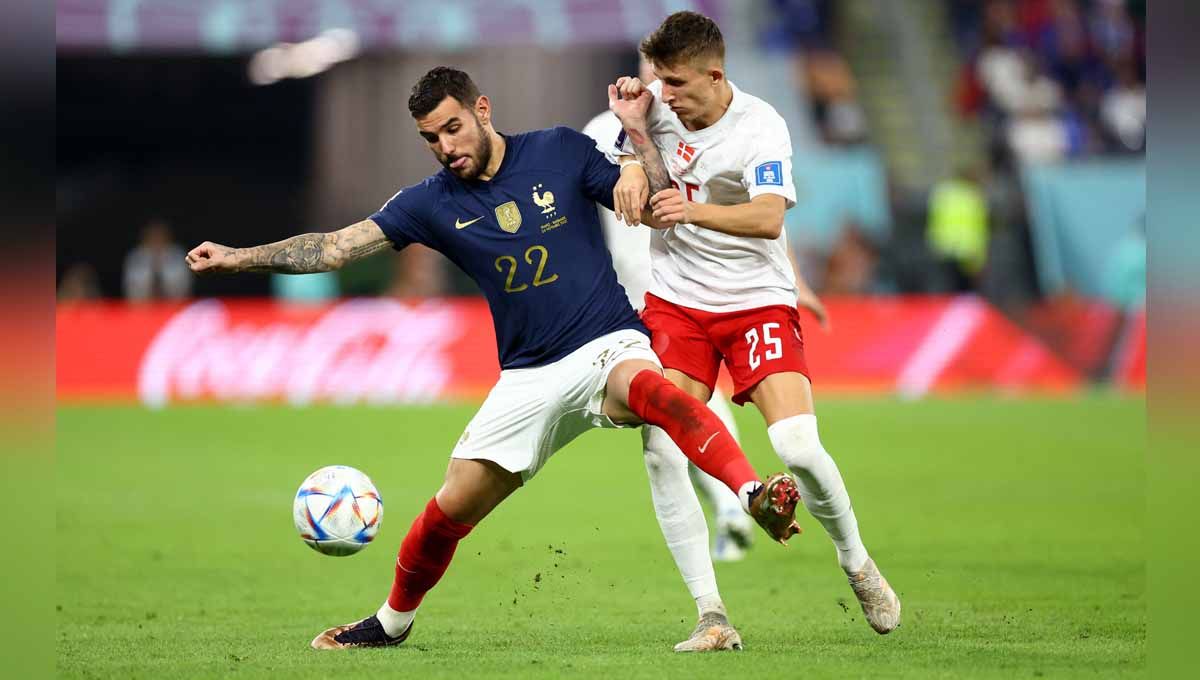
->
xmin=55 ymin=1 xmax=1146 ymax=678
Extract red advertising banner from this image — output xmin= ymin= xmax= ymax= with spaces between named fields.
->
xmin=57 ymin=296 xmax=1115 ymax=407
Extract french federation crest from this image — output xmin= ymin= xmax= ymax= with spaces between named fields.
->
xmin=494 ymin=201 xmax=522 ymax=233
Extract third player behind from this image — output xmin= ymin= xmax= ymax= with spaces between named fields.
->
xmin=608 ymin=11 xmax=901 ymax=634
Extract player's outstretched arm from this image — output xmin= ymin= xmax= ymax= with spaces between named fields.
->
xmin=186 ymin=219 xmax=391 ymax=275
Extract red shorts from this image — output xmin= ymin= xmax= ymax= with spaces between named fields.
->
xmin=641 ymin=293 xmax=810 ymax=406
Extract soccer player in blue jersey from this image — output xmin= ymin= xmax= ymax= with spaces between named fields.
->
xmin=186 ymin=67 xmax=801 ymax=650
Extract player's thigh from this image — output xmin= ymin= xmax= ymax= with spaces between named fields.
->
xmin=436 ymin=458 xmax=523 ymax=525
xmin=451 ymin=370 xmax=555 ymax=486
xmin=713 ymin=304 xmax=812 ymax=412
xmin=746 ymin=371 xmax=815 ymax=425
xmin=641 ymin=293 xmax=723 ymax=393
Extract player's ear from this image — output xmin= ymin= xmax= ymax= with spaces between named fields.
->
xmin=474 ymin=95 xmax=492 ymax=127
xmin=708 ymin=66 xmax=724 ymax=85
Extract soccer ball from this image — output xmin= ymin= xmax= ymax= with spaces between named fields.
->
xmin=293 ymin=465 xmax=383 ymax=556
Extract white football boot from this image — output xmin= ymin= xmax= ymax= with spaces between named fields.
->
xmin=847 ymin=558 xmax=901 ymax=634
xmin=673 ymin=610 xmax=744 ymax=652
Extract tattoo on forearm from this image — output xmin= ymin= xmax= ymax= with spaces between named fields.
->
xmin=628 ymin=128 xmax=672 ymax=196
xmin=236 ymin=220 xmax=389 ymax=274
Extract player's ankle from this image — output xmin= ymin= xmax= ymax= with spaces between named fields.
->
xmin=737 ymin=481 xmax=762 ymax=513
xmin=376 ymin=601 xmax=417 ymax=638
xmin=695 ymin=593 xmax=726 ymax=618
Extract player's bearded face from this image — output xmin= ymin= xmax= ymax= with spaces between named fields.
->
xmin=417 ymin=99 xmax=492 ymax=181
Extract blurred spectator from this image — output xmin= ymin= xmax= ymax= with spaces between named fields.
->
xmin=123 ymin=219 xmax=192 ymax=301
xmin=928 ymin=167 xmax=989 ymax=291
xmin=956 ymin=0 xmax=1144 ymax=166
xmin=386 ymin=244 xmax=448 ymax=298
xmin=58 ymin=263 xmax=100 ymax=302
xmin=803 ymin=48 xmax=869 ymax=146
xmin=1099 ymin=58 xmax=1145 ymax=152
xmin=823 ymin=223 xmax=879 ymax=294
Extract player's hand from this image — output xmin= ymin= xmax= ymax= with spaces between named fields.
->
xmin=614 ymin=163 xmax=649 ymax=226
xmin=796 ymin=288 xmax=832 ymax=332
xmin=185 ymin=241 xmax=239 ymax=274
xmin=649 ymin=188 xmax=693 ymax=227
xmin=607 ymin=80 xmax=652 ymax=129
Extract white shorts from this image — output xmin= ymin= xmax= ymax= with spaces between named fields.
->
xmin=451 ymin=329 xmax=661 ymax=482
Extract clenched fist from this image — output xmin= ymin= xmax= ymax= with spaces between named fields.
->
xmin=185 ymin=241 xmax=239 ymax=274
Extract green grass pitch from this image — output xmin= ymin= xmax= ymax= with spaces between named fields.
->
xmin=57 ymin=395 xmax=1144 ymax=678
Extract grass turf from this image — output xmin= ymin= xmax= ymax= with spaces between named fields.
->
xmin=57 ymin=395 xmax=1144 ymax=678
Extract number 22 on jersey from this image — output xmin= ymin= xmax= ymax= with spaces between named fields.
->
xmin=495 ymin=245 xmax=558 ymax=293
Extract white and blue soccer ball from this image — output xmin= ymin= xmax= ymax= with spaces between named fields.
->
xmin=293 ymin=465 xmax=383 ymax=556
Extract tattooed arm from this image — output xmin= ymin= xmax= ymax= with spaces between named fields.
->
xmin=185 ymin=219 xmax=392 ymax=275
xmin=607 ymin=78 xmax=674 ymax=227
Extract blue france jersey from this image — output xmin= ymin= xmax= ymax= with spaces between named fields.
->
xmin=370 ymin=126 xmax=645 ymax=369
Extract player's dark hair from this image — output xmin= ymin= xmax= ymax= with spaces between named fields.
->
xmin=639 ymin=11 xmax=725 ymax=67
xmin=408 ymin=67 xmax=481 ymax=118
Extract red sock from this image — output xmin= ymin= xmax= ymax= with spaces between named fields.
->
xmin=387 ymin=496 xmax=474 ymax=612
xmin=627 ymin=369 xmax=760 ymax=496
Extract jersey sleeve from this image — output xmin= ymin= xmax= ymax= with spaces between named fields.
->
xmin=741 ymin=114 xmax=797 ymax=208
xmin=615 ymin=80 xmax=665 ymax=157
xmin=369 ymin=182 xmax=432 ymax=250
xmin=558 ymin=126 xmax=621 ymax=211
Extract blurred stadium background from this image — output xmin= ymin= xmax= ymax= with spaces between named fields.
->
xmin=56 ymin=1 xmax=1146 ymax=677
xmin=57 ymin=0 xmax=1145 ymax=401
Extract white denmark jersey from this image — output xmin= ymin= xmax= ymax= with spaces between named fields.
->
xmin=583 ymin=110 xmax=652 ymax=310
xmin=616 ymin=80 xmax=799 ymax=313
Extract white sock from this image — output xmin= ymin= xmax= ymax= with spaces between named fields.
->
xmin=767 ymin=414 xmax=869 ymax=574
xmin=643 ymin=425 xmax=724 ymax=617
xmin=737 ymin=481 xmax=763 ymax=513
xmin=376 ymin=601 xmax=416 ymax=638
xmin=689 ymin=390 xmax=746 ymax=520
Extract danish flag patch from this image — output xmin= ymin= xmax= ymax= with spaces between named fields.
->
xmin=675 ymin=141 xmax=697 ymax=162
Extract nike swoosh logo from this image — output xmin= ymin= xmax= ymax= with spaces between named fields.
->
xmin=455 ymin=216 xmax=483 ymax=230
xmin=698 ymin=432 xmax=720 ymax=454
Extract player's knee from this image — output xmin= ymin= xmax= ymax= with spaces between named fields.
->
xmin=642 ymin=426 xmax=688 ymax=477
xmin=767 ymin=414 xmax=825 ymax=473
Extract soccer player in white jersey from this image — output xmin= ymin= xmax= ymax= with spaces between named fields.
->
xmin=584 ymin=60 xmax=756 ymax=566
xmin=607 ymin=11 xmax=901 ymax=636
xmin=585 ymin=59 xmax=832 ymax=569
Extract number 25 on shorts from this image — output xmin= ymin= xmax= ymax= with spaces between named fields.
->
xmin=745 ymin=322 xmax=782 ymax=371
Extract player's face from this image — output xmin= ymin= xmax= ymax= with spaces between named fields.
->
xmin=653 ymin=59 xmax=723 ymax=124
xmin=415 ymin=96 xmax=492 ymax=180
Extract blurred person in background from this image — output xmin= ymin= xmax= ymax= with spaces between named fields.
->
xmin=57 ymin=262 xmax=100 ymax=302
xmin=823 ymin=222 xmax=881 ymax=295
xmin=1099 ymin=57 xmax=1145 ymax=153
xmin=385 ymin=244 xmax=448 ymax=298
xmin=803 ymin=47 xmax=868 ymax=146
xmin=123 ymin=218 xmax=191 ymax=302
xmin=927 ymin=166 xmax=990 ymax=292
